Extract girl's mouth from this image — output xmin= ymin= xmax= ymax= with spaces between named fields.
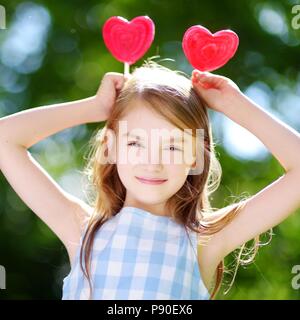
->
xmin=135 ymin=176 xmax=168 ymax=185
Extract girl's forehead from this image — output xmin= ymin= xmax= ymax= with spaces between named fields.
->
xmin=117 ymin=100 xmax=195 ymax=143
xmin=121 ymin=104 xmax=165 ymax=122
xmin=118 ymin=111 xmax=178 ymax=134
xmin=117 ymin=122 xmax=195 ymax=145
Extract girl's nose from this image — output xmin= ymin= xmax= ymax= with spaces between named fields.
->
xmin=145 ymin=147 xmax=163 ymax=165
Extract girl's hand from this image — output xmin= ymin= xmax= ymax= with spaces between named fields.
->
xmin=191 ymin=69 xmax=242 ymax=113
xmin=94 ymin=72 xmax=130 ymax=121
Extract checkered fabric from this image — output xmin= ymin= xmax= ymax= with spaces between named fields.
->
xmin=62 ymin=206 xmax=210 ymax=300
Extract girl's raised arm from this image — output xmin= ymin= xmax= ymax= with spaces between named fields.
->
xmin=192 ymin=70 xmax=300 ymax=264
xmin=0 ymin=72 xmax=127 ymax=263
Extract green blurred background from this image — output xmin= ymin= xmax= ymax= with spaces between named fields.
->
xmin=0 ymin=0 xmax=300 ymax=299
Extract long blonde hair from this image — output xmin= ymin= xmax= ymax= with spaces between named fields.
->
xmin=79 ymin=59 xmax=272 ymax=300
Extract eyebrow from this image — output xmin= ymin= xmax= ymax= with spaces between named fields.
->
xmin=122 ymin=132 xmax=184 ymax=143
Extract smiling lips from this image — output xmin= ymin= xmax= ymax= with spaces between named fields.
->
xmin=135 ymin=176 xmax=168 ymax=185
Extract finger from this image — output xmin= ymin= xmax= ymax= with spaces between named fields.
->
xmin=115 ymin=79 xmax=122 ymax=89
xmin=192 ymin=76 xmax=214 ymax=90
xmin=195 ymin=73 xmax=228 ymax=91
xmin=105 ymin=72 xmax=124 ymax=77
xmin=192 ymin=81 xmax=208 ymax=95
xmin=117 ymin=74 xmax=133 ymax=89
xmin=192 ymin=70 xmax=216 ymax=84
xmin=113 ymin=77 xmax=125 ymax=90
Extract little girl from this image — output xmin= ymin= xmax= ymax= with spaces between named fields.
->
xmin=0 ymin=60 xmax=300 ymax=300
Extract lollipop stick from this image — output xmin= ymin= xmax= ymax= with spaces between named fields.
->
xmin=124 ymin=62 xmax=130 ymax=76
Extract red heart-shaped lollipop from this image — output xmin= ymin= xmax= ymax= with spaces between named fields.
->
xmin=182 ymin=25 xmax=239 ymax=72
xmin=102 ymin=16 xmax=155 ymax=65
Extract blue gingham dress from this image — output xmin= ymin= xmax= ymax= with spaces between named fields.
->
xmin=62 ymin=206 xmax=210 ymax=300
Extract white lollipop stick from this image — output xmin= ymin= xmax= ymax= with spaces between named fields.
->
xmin=124 ymin=62 xmax=130 ymax=76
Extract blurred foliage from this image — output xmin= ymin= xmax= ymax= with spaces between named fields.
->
xmin=0 ymin=0 xmax=300 ymax=299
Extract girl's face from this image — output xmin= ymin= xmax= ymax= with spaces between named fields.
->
xmin=114 ymin=99 xmax=196 ymax=216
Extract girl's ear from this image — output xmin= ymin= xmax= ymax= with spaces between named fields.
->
xmin=191 ymin=160 xmax=197 ymax=168
xmin=188 ymin=155 xmax=206 ymax=176
xmin=186 ymin=160 xmax=197 ymax=175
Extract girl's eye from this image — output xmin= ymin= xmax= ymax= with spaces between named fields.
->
xmin=127 ymin=141 xmax=141 ymax=147
xmin=127 ymin=142 xmax=182 ymax=151
xmin=168 ymin=145 xmax=182 ymax=152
